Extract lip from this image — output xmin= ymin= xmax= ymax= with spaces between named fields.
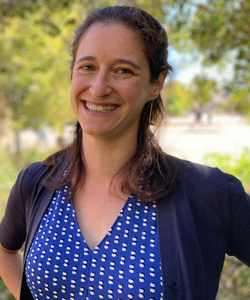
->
xmin=82 ymin=100 xmax=119 ymax=115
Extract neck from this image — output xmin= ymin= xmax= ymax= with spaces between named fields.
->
xmin=81 ymin=132 xmax=138 ymax=182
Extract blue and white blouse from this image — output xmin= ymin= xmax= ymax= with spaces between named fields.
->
xmin=25 ymin=184 xmax=163 ymax=299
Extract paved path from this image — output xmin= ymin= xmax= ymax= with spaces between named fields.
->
xmin=158 ymin=114 xmax=250 ymax=164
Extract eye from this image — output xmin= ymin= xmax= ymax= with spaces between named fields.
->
xmin=80 ymin=65 xmax=94 ymax=71
xmin=117 ymin=68 xmax=133 ymax=74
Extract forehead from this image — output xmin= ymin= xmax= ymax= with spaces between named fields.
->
xmin=75 ymin=23 xmax=147 ymax=63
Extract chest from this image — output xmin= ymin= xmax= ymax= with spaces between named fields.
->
xmin=73 ymin=188 xmax=127 ymax=250
xmin=25 ymin=185 xmax=163 ymax=299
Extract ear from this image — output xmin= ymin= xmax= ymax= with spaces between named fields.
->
xmin=149 ymin=71 xmax=168 ymax=100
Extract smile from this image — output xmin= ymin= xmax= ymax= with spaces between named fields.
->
xmin=86 ymin=102 xmax=117 ymax=113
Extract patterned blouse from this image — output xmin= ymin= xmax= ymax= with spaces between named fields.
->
xmin=25 ymin=184 xmax=163 ymax=299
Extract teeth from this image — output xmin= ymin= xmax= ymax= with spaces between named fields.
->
xmin=86 ymin=103 xmax=116 ymax=112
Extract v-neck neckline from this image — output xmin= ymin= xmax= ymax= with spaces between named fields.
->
xmin=70 ymin=196 xmax=132 ymax=252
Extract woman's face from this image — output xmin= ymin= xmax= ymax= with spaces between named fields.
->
xmin=70 ymin=23 xmax=165 ymax=142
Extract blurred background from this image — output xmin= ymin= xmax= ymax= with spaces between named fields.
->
xmin=0 ymin=0 xmax=249 ymax=299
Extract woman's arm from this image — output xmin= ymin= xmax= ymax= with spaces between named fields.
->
xmin=224 ymin=173 xmax=250 ymax=265
xmin=0 ymin=244 xmax=23 ymax=300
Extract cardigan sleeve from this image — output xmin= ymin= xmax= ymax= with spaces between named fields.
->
xmin=180 ymin=161 xmax=250 ymax=268
xmin=0 ymin=169 xmax=28 ymax=251
xmin=225 ymin=173 xmax=250 ymax=266
xmin=0 ymin=162 xmax=46 ymax=251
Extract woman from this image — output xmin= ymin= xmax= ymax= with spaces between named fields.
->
xmin=0 ymin=6 xmax=250 ymax=300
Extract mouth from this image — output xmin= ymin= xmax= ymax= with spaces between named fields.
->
xmin=85 ymin=102 xmax=117 ymax=113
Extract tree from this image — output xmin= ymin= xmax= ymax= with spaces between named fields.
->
xmin=0 ymin=6 xmax=81 ymax=131
xmin=0 ymin=5 xmax=83 ymax=152
xmin=163 ymin=0 xmax=250 ymax=118
xmin=0 ymin=0 xmax=167 ymax=134
xmin=0 ymin=0 xmax=167 ymax=22
xmin=1 ymin=0 xmax=250 ymax=128
xmin=162 ymin=81 xmax=192 ymax=116
xmin=190 ymin=75 xmax=217 ymax=105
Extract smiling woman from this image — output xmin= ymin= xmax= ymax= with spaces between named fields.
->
xmin=70 ymin=23 xmax=164 ymax=141
xmin=0 ymin=5 xmax=250 ymax=300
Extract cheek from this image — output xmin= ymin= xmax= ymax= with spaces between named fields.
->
xmin=69 ymin=90 xmax=76 ymax=113
xmin=70 ymin=77 xmax=84 ymax=113
xmin=71 ymin=76 xmax=83 ymax=96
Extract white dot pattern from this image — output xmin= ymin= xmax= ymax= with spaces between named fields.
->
xmin=25 ymin=185 xmax=163 ymax=299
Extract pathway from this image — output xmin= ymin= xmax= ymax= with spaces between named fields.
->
xmin=159 ymin=114 xmax=250 ymax=164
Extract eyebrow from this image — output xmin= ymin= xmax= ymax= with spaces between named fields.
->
xmin=75 ymin=56 xmax=142 ymax=71
xmin=75 ymin=56 xmax=95 ymax=65
xmin=116 ymin=59 xmax=142 ymax=71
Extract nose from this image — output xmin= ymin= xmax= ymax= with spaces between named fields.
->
xmin=89 ymin=71 xmax=112 ymax=98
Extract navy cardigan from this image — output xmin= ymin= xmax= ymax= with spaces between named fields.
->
xmin=0 ymin=157 xmax=250 ymax=299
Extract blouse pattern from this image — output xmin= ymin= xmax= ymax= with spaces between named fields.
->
xmin=25 ymin=184 xmax=163 ymax=299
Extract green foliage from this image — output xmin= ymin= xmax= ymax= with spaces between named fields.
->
xmin=218 ymin=256 xmax=250 ymax=300
xmin=0 ymin=7 xmax=78 ymax=130
xmin=0 ymin=0 xmax=249 ymax=127
xmin=204 ymin=149 xmax=250 ymax=299
xmin=228 ymin=88 xmax=250 ymax=120
xmin=162 ymin=81 xmax=192 ymax=116
xmin=0 ymin=0 xmax=167 ymax=22
xmin=190 ymin=75 xmax=217 ymax=105
xmin=0 ymin=278 xmax=14 ymax=300
xmin=164 ymin=0 xmax=250 ymax=119
xmin=0 ymin=0 xmax=168 ymax=133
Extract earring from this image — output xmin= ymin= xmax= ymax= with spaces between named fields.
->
xmin=149 ymin=100 xmax=154 ymax=126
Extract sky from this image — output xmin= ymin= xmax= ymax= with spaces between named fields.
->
xmin=168 ymin=46 xmax=235 ymax=85
xmin=167 ymin=47 xmax=200 ymax=83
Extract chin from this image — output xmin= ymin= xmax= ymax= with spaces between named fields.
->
xmin=81 ymin=125 xmax=112 ymax=139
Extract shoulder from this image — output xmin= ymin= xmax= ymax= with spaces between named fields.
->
xmin=16 ymin=161 xmax=49 ymax=196
xmin=15 ymin=149 xmax=68 ymax=203
xmin=167 ymin=156 xmax=248 ymax=209
xmin=19 ymin=148 xmax=69 ymax=192
xmin=175 ymin=158 xmax=250 ymax=229
xmin=165 ymin=155 xmax=225 ymax=188
xmin=0 ymin=162 xmax=49 ymax=250
xmin=5 ymin=161 xmax=51 ymax=222
xmin=19 ymin=161 xmax=48 ymax=181
xmin=180 ymin=159 xmax=250 ymax=263
xmin=171 ymin=156 xmax=241 ymax=192
xmin=158 ymin=156 xmax=250 ymax=265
